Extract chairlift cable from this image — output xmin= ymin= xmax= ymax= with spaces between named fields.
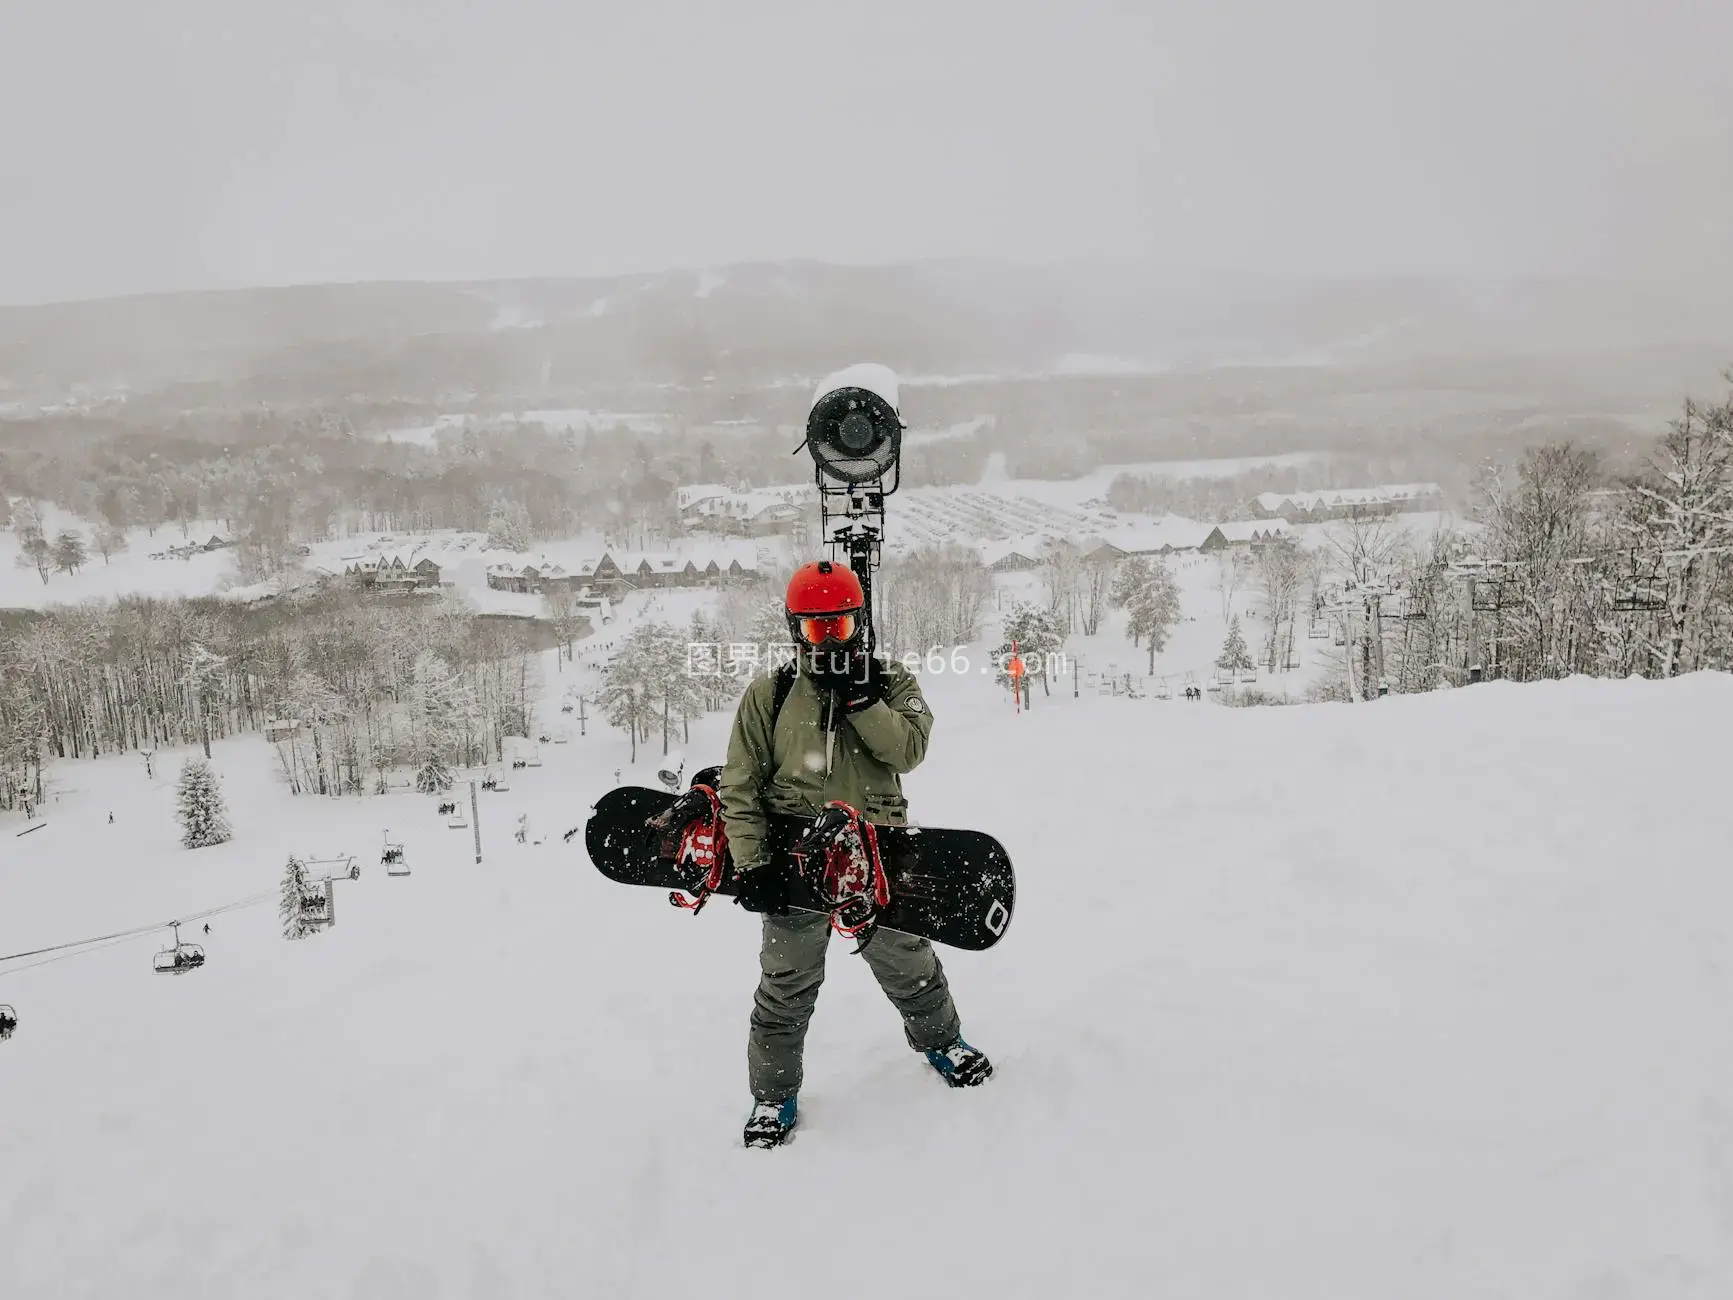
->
xmin=0 ymin=888 xmax=276 ymax=969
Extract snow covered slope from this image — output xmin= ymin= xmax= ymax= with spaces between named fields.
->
xmin=2 ymin=667 xmax=1729 ymax=1300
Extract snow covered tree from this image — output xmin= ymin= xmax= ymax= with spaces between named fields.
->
xmin=410 ymin=649 xmax=461 ymax=792
xmin=1080 ymin=551 xmax=1115 ymax=635
xmin=599 ymin=622 xmax=705 ymax=760
xmin=993 ymin=601 xmax=1066 ymax=702
xmin=13 ymin=516 xmax=50 ymax=583
xmin=1040 ymin=540 xmax=1084 ymax=632
xmin=1108 ymin=556 xmax=1152 ymax=611
xmin=415 ymin=751 xmax=453 ymax=794
xmin=176 ymin=758 xmax=232 ymax=849
xmin=1121 ymin=559 xmax=1184 ymax=672
xmin=51 ymin=529 xmax=88 ymax=576
xmin=542 ymin=582 xmax=583 ymax=662
xmin=1253 ymin=541 xmax=1308 ymax=670
xmin=485 ymin=500 xmax=531 ymax=552
xmin=92 ymin=522 xmax=128 ymax=565
xmin=1620 ymin=379 xmax=1733 ymax=677
xmin=180 ymin=641 xmax=227 ymax=759
xmin=280 ymin=855 xmax=313 ymax=939
xmin=1216 ymin=616 xmax=1255 ymax=675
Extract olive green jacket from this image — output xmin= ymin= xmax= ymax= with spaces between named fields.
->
xmin=719 ymin=659 xmax=933 ymax=870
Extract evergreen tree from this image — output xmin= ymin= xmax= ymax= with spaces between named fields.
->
xmin=485 ymin=500 xmax=531 ymax=551
xmin=1216 ymin=616 xmax=1255 ymax=675
xmin=416 ymin=753 xmax=453 ymax=794
xmin=1126 ymin=561 xmax=1184 ymax=671
xmin=51 ymin=529 xmax=89 ymax=575
xmin=176 ymin=757 xmax=232 ymax=849
xmin=410 ymin=649 xmax=460 ymax=791
xmin=1108 ymin=556 xmax=1153 ymax=611
xmin=992 ymin=602 xmax=1067 ymax=701
xmin=280 ymin=855 xmax=313 ymax=939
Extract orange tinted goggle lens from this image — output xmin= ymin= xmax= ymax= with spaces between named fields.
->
xmin=798 ymin=613 xmax=856 ymax=645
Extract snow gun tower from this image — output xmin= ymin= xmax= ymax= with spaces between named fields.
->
xmin=796 ymin=363 xmax=904 ymax=653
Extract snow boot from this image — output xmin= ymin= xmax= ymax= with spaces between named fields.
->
xmin=743 ymin=1096 xmax=798 ymax=1149
xmin=925 ymin=1037 xmax=993 ymax=1087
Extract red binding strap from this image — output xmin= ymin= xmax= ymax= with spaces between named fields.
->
xmin=669 ymin=786 xmax=727 ymax=912
xmin=804 ymin=801 xmax=890 ymax=937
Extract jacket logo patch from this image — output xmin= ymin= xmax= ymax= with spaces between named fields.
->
xmin=906 ymin=697 xmax=926 ymax=714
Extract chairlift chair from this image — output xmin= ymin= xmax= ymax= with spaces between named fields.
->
xmin=1153 ymin=677 xmax=1172 ymax=701
xmin=152 ymin=923 xmax=205 ymax=975
xmin=300 ymin=886 xmax=333 ymax=926
xmin=382 ymin=831 xmax=409 ymax=876
xmin=525 ymin=745 xmax=543 ymax=768
xmin=1611 ymin=551 xmax=1667 ymax=613
xmin=0 ymin=1004 xmax=16 ymax=1040
xmin=1612 ymin=582 xmax=1667 ymax=613
xmin=448 ymin=811 xmax=469 ymax=829
xmin=1470 ymin=576 xmax=1514 ymax=614
xmin=308 ymin=853 xmax=359 ymax=881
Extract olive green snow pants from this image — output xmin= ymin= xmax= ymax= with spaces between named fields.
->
xmin=749 ymin=911 xmax=961 ymax=1102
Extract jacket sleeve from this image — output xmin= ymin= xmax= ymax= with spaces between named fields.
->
xmin=845 ymin=662 xmax=933 ymax=774
xmin=719 ymin=675 xmax=775 ymax=870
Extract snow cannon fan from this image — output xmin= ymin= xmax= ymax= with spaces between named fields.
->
xmin=794 ymin=363 xmax=905 ymax=654
xmin=798 ymin=363 xmax=903 ymax=488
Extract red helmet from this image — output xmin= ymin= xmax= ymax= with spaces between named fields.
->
xmin=785 ymin=560 xmax=864 ymax=648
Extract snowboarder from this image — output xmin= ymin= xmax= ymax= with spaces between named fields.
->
xmin=721 ymin=560 xmax=991 ymax=1149
xmin=108 ymin=812 xmax=114 ymax=824
xmin=203 ymin=923 xmax=210 ymax=935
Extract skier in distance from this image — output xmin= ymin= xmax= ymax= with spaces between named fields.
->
xmin=721 ymin=559 xmax=991 ymax=1149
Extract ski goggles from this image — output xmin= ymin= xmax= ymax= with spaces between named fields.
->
xmin=791 ymin=611 xmax=859 ymax=646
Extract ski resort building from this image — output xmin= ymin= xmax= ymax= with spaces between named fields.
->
xmin=1215 ymin=519 xmax=1293 ymax=546
xmin=485 ymin=545 xmax=762 ymax=595
xmin=345 ymin=555 xmax=442 ymax=592
xmin=676 ymin=484 xmax=816 ymax=537
xmin=1251 ymin=484 xmax=1443 ymax=523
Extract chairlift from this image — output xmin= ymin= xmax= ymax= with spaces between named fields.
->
xmin=1307 ymin=611 xmax=1328 ymax=639
xmin=307 ymin=852 xmax=359 ymax=882
xmin=524 ymin=745 xmax=543 ymax=768
xmin=0 ymin=1004 xmax=16 ymax=1040
xmin=300 ymin=882 xmax=334 ymax=927
xmin=448 ymin=811 xmax=469 ymax=829
xmin=382 ymin=831 xmax=410 ymax=876
xmin=1611 ymin=550 xmax=1667 ymax=613
xmin=1152 ymin=677 xmax=1172 ymax=701
xmin=152 ymin=922 xmax=206 ymax=975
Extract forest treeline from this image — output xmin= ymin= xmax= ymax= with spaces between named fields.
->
xmin=0 ymin=590 xmax=548 ymax=811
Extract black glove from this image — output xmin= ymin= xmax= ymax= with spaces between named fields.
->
xmin=734 ymin=862 xmax=791 ymax=915
xmin=812 ymin=651 xmax=883 ymax=714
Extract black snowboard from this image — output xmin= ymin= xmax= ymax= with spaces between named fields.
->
xmin=583 ymin=786 xmax=1015 ymax=951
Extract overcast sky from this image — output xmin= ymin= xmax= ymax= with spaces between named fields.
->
xmin=1 ymin=0 xmax=1729 ymax=305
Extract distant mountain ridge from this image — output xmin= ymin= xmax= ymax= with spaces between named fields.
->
xmin=1 ymin=260 xmax=1729 ymax=400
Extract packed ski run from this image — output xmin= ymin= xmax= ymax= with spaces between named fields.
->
xmin=3 ymin=648 xmax=1729 ymax=1299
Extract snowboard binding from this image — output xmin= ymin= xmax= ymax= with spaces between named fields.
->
xmin=791 ymin=801 xmax=890 ymax=953
xmin=649 ymin=783 xmax=729 ymax=913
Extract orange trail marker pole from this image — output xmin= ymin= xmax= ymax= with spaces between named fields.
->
xmin=1008 ymin=639 xmax=1025 ymax=716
